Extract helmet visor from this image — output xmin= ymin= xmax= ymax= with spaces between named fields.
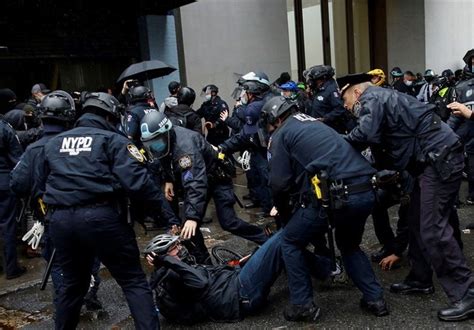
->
xmin=142 ymin=133 xmax=170 ymax=160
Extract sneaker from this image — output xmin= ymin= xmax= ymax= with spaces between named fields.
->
xmin=284 ymin=303 xmax=321 ymax=322
xmin=84 ymin=292 xmax=103 ymax=311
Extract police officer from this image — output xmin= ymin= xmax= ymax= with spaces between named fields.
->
xmin=197 ymin=84 xmax=230 ymax=145
xmin=417 ymin=69 xmax=437 ymax=103
xmin=304 ymin=65 xmax=353 ymax=133
xmin=37 ymin=92 xmax=159 ymax=329
xmin=140 ymin=112 xmax=268 ymax=264
xmin=125 ymin=85 xmax=157 ymax=144
xmin=165 ymin=86 xmax=202 ymax=134
xmin=218 ymin=72 xmax=273 ymax=215
xmin=0 ymin=88 xmax=25 ymax=279
xmin=448 ymin=49 xmax=474 ymax=207
xmin=339 ymin=73 xmax=474 ymax=321
xmin=263 ymin=96 xmax=387 ymax=321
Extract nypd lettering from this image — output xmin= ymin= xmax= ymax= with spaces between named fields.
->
xmin=293 ymin=113 xmax=317 ymax=122
xmin=60 ymin=137 xmax=93 ymax=155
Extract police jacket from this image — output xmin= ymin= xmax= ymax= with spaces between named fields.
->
xmin=224 ymin=104 xmax=246 ymax=132
xmin=346 ymin=86 xmax=459 ymax=173
xmin=126 ymin=102 xmax=157 ymax=143
xmin=307 ymin=79 xmax=346 ymax=124
xmin=448 ymin=78 xmax=474 ymax=153
xmin=10 ymin=124 xmax=66 ymax=198
xmin=268 ymin=113 xmax=375 ymax=209
xmin=150 ymin=256 xmax=241 ymax=324
xmin=197 ymin=96 xmax=230 ymax=145
xmin=165 ymin=104 xmax=203 ymax=135
xmin=4 ymin=109 xmax=43 ymax=149
xmin=40 ymin=113 xmax=163 ymax=207
xmin=0 ymin=116 xmax=23 ymax=190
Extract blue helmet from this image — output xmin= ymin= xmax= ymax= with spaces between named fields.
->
xmin=280 ymin=81 xmax=298 ymax=92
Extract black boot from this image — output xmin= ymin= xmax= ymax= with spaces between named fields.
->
xmin=360 ymin=298 xmax=389 ymax=316
xmin=284 ymin=303 xmax=321 ymax=322
xmin=390 ymin=280 xmax=434 ymax=295
xmin=438 ymin=288 xmax=474 ymax=321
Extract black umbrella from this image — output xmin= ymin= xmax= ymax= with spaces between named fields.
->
xmin=117 ymin=60 xmax=177 ymax=84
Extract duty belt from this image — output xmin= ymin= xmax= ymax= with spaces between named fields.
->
xmin=330 ymin=180 xmax=375 ymax=196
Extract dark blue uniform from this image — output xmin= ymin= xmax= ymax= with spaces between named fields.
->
xmin=0 ymin=117 xmax=23 ymax=278
xmin=38 ymin=113 xmax=159 ymax=329
xmin=166 ymin=126 xmax=267 ymax=263
xmin=346 ymin=86 xmax=472 ymax=303
xmin=268 ymin=113 xmax=382 ymax=307
xmin=126 ymin=102 xmax=157 ymax=143
xmin=197 ymin=95 xmax=230 ymax=145
xmin=219 ymin=100 xmax=273 ymax=213
xmin=307 ymin=79 xmax=353 ymax=133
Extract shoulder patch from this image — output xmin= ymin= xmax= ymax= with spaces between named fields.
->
xmin=178 ymin=155 xmax=192 ymax=169
xmin=182 ymin=170 xmax=194 ymax=182
xmin=127 ymin=144 xmax=144 ymax=163
xmin=317 ymin=95 xmax=324 ymax=101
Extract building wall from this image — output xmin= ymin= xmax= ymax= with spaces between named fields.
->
xmin=424 ymin=0 xmax=474 ymax=74
xmin=386 ymin=0 xmax=425 ymax=75
xmin=145 ymin=15 xmax=182 ymax=104
xmin=179 ymin=0 xmax=291 ymax=105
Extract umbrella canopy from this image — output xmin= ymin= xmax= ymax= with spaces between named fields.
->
xmin=117 ymin=60 xmax=177 ymax=84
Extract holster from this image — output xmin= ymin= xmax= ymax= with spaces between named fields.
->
xmin=428 ymin=142 xmax=462 ymax=181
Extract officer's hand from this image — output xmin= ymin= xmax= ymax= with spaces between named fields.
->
xmin=270 ymin=206 xmax=279 ymax=217
xmin=220 ymin=109 xmax=229 ymax=122
xmin=211 ymin=144 xmax=219 ymax=152
xmin=379 ymin=254 xmax=400 ymax=271
xmin=181 ymin=220 xmax=197 ymax=239
xmin=165 ymin=182 xmax=174 ymax=201
xmin=448 ymin=102 xmax=473 ymax=119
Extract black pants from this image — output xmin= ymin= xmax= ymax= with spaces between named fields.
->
xmin=406 ymin=153 xmax=473 ymax=302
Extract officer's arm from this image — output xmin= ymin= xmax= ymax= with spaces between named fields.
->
xmin=4 ymin=124 xmax=23 ymax=165
xmin=225 ymin=106 xmax=245 ymax=131
xmin=268 ymin=136 xmax=293 ymax=198
xmin=323 ymin=92 xmax=347 ymax=123
xmin=345 ymin=98 xmax=384 ymax=149
xmin=447 ymin=113 xmax=464 ymax=131
xmin=219 ymin=131 xmax=250 ymax=154
xmin=179 ymin=153 xmax=208 ymax=223
xmin=108 ymin=137 xmax=164 ymax=202
xmin=10 ymin=149 xmax=33 ymax=196
xmin=16 ymin=127 xmax=43 ymax=147
xmin=162 ymin=256 xmax=209 ymax=291
xmin=126 ymin=112 xmax=140 ymax=141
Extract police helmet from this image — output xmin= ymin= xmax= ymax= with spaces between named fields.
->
xmin=262 ymin=96 xmax=297 ymax=126
xmin=129 ymin=85 xmax=152 ymax=103
xmin=140 ymin=111 xmax=173 ymax=159
xmin=423 ymin=69 xmax=435 ymax=78
xmin=143 ymin=234 xmax=179 ymax=256
xmin=82 ymin=92 xmax=121 ymax=120
xmin=303 ymin=65 xmax=335 ymax=83
xmin=202 ymin=84 xmax=218 ymax=94
xmin=168 ymin=81 xmax=181 ymax=95
xmin=442 ymin=69 xmax=454 ymax=78
xmin=241 ymin=71 xmax=271 ymax=86
xmin=390 ymin=67 xmax=403 ymax=77
xmin=280 ymin=81 xmax=298 ymax=92
xmin=177 ymin=87 xmax=196 ymax=106
xmin=39 ymin=90 xmax=76 ymax=122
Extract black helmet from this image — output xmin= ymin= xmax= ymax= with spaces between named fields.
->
xmin=442 ymin=69 xmax=454 ymax=78
xmin=242 ymin=80 xmax=270 ymax=96
xmin=39 ymin=90 xmax=76 ymax=122
xmin=303 ymin=65 xmax=335 ymax=82
xmin=143 ymin=234 xmax=180 ymax=255
xmin=177 ymin=87 xmax=196 ymax=106
xmin=140 ymin=111 xmax=173 ymax=159
xmin=390 ymin=67 xmax=403 ymax=77
xmin=262 ymin=96 xmax=297 ymax=126
xmin=423 ymin=69 xmax=435 ymax=78
xmin=129 ymin=85 xmax=152 ymax=103
xmin=82 ymin=92 xmax=121 ymax=119
xmin=168 ymin=81 xmax=181 ymax=95
xmin=202 ymin=84 xmax=218 ymax=94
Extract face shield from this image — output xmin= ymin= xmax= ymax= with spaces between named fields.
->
xmin=141 ymin=133 xmax=171 ymax=160
xmin=231 ymin=85 xmax=244 ymax=100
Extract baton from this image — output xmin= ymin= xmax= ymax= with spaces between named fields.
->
xmin=40 ymin=248 xmax=55 ymax=291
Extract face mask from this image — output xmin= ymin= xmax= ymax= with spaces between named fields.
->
xmin=205 ymin=94 xmax=212 ymax=101
xmin=240 ymin=91 xmax=248 ymax=105
xmin=405 ymin=81 xmax=413 ymax=86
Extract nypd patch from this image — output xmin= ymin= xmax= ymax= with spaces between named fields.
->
xmin=178 ymin=155 xmax=192 ymax=169
xmin=127 ymin=144 xmax=144 ymax=163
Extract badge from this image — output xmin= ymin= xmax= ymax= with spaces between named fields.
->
xmin=178 ymin=155 xmax=192 ymax=169
xmin=467 ymin=89 xmax=473 ymax=98
xmin=182 ymin=170 xmax=194 ymax=182
xmin=127 ymin=144 xmax=144 ymax=163
xmin=317 ymin=96 xmax=324 ymax=101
